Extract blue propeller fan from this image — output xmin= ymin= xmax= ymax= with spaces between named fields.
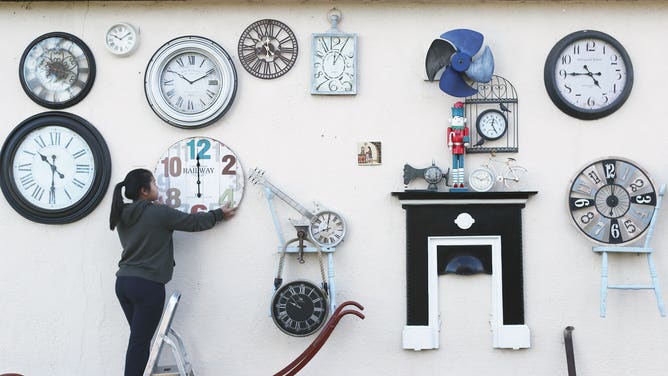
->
xmin=426 ymin=29 xmax=494 ymax=97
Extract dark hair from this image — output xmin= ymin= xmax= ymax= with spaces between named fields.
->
xmin=109 ymin=168 xmax=153 ymax=230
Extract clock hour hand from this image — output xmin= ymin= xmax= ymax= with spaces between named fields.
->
xmin=196 ymin=154 xmax=202 ymax=198
xmin=38 ymin=152 xmax=65 ymax=179
xmin=166 ymin=69 xmax=194 ymax=84
xmin=582 ymin=65 xmax=602 ymax=88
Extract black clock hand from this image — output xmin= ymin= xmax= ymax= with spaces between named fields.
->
xmin=38 ymin=152 xmax=65 ymax=179
xmin=166 ymin=69 xmax=195 ymax=84
xmin=582 ymin=65 xmax=602 ymax=88
xmin=196 ymin=154 xmax=202 ymax=198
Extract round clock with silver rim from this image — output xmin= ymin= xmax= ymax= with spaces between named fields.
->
xmin=568 ymin=157 xmax=657 ymax=245
xmin=19 ymin=32 xmax=96 ymax=109
xmin=154 ymin=136 xmax=245 ymax=214
xmin=105 ymin=22 xmax=140 ymax=57
xmin=145 ymin=35 xmax=237 ymax=129
xmin=468 ymin=167 xmax=495 ymax=192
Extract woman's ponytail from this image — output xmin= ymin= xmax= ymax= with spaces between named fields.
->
xmin=109 ymin=168 xmax=153 ymax=230
xmin=109 ymin=181 xmax=125 ymax=230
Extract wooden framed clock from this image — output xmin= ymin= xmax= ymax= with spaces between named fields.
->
xmin=544 ymin=30 xmax=633 ymax=120
xmin=568 ymin=157 xmax=657 ymax=245
xmin=0 ymin=112 xmax=111 ymax=224
xmin=19 ymin=32 xmax=96 ymax=109
xmin=238 ymin=19 xmax=298 ymax=79
xmin=144 ymin=36 xmax=237 ymax=129
xmin=154 ymin=137 xmax=245 ymax=213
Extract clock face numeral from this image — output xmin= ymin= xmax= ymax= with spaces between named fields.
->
xmin=568 ymin=157 xmax=656 ymax=244
xmin=145 ymin=36 xmax=237 ymax=128
xmin=312 ymin=34 xmax=357 ymax=94
xmin=154 ymin=137 xmax=245 ymax=214
xmin=238 ymin=19 xmax=298 ymax=79
xmin=544 ymin=30 xmax=633 ymax=120
xmin=271 ymin=281 xmax=328 ymax=336
xmin=20 ymin=32 xmax=96 ymax=109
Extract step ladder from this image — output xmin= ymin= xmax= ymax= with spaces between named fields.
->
xmin=592 ymin=184 xmax=667 ymax=318
xmin=144 ymin=291 xmax=195 ymax=376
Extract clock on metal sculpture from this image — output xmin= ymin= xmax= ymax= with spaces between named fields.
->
xmin=568 ymin=157 xmax=657 ymax=245
xmin=154 ymin=137 xmax=245 ymax=214
xmin=476 ymin=109 xmax=507 ymax=141
xmin=238 ymin=19 xmax=298 ymax=79
xmin=311 ymin=8 xmax=357 ymax=95
xmin=19 ymin=32 xmax=96 ymax=109
xmin=544 ymin=30 xmax=633 ymax=120
xmin=145 ymin=36 xmax=237 ymax=128
xmin=271 ymin=279 xmax=329 ymax=336
xmin=0 ymin=112 xmax=111 ymax=224
xmin=403 ymin=162 xmax=449 ymax=191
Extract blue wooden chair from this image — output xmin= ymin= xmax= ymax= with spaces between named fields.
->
xmin=592 ymin=184 xmax=666 ymax=317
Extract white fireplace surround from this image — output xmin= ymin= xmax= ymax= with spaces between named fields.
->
xmin=402 ymin=235 xmax=530 ymax=350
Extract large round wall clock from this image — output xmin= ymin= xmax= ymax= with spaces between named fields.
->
xmin=271 ymin=280 xmax=329 ymax=336
xmin=0 ymin=112 xmax=111 ymax=224
xmin=154 ymin=137 xmax=245 ymax=214
xmin=568 ymin=157 xmax=657 ymax=245
xmin=544 ymin=30 xmax=633 ymax=120
xmin=19 ymin=32 xmax=96 ymax=109
xmin=145 ymin=36 xmax=237 ymax=129
xmin=238 ymin=19 xmax=298 ymax=79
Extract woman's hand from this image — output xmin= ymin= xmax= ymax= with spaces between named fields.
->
xmin=222 ymin=202 xmax=237 ymax=220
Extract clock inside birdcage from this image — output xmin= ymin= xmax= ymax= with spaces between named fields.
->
xmin=465 ymin=75 xmax=519 ymax=153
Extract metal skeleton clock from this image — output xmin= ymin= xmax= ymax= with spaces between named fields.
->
xmin=311 ymin=8 xmax=357 ymax=95
xmin=154 ymin=137 xmax=245 ymax=213
xmin=568 ymin=157 xmax=657 ymax=245
xmin=238 ymin=19 xmax=298 ymax=79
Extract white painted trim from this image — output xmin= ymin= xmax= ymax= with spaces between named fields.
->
xmin=398 ymin=199 xmax=529 ymax=206
xmin=402 ymin=235 xmax=530 ymax=350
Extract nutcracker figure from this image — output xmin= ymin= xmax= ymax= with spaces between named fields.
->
xmin=447 ymin=101 xmax=469 ymax=191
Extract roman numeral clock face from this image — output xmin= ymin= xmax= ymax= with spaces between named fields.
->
xmin=0 ymin=112 xmax=111 ymax=224
xmin=145 ymin=36 xmax=237 ymax=129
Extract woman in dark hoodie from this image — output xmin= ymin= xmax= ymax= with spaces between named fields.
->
xmin=109 ymin=168 xmax=236 ymax=376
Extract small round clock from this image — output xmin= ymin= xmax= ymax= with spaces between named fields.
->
xmin=544 ymin=30 xmax=633 ymax=120
xmin=105 ymin=22 xmax=140 ymax=57
xmin=19 ymin=32 xmax=96 ymax=109
xmin=0 ymin=112 xmax=111 ymax=224
xmin=476 ymin=109 xmax=507 ymax=141
xmin=271 ymin=280 xmax=329 ymax=336
xmin=568 ymin=157 xmax=657 ymax=245
xmin=238 ymin=19 xmax=298 ymax=79
xmin=468 ymin=167 xmax=495 ymax=192
xmin=145 ymin=36 xmax=237 ymax=129
xmin=309 ymin=210 xmax=346 ymax=247
xmin=154 ymin=137 xmax=245 ymax=214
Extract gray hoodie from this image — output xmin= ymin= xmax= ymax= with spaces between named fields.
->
xmin=115 ymin=200 xmax=224 ymax=283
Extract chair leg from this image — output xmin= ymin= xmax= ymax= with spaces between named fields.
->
xmin=600 ymin=252 xmax=608 ymax=318
xmin=646 ymin=254 xmax=666 ymax=317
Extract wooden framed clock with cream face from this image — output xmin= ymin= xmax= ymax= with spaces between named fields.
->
xmin=311 ymin=9 xmax=357 ymax=95
xmin=154 ymin=137 xmax=245 ymax=214
xmin=145 ymin=36 xmax=237 ymax=129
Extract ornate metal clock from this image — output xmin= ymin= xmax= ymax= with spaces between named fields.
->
xmin=311 ymin=8 xmax=357 ymax=95
xmin=19 ymin=32 xmax=96 ymax=109
xmin=544 ymin=30 xmax=633 ymax=120
xmin=238 ymin=19 xmax=298 ymax=79
xmin=145 ymin=36 xmax=237 ymax=129
xmin=0 ymin=112 xmax=111 ymax=224
xmin=568 ymin=157 xmax=657 ymax=245
xmin=154 ymin=137 xmax=245 ymax=214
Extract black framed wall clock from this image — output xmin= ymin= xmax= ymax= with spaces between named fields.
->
xmin=238 ymin=19 xmax=298 ymax=79
xmin=568 ymin=157 xmax=656 ymax=245
xmin=144 ymin=36 xmax=238 ymax=129
xmin=0 ymin=112 xmax=111 ymax=224
xmin=154 ymin=137 xmax=245 ymax=214
xmin=544 ymin=30 xmax=633 ymax=120
xmin=271 ymin=279 xmax=329 ymax=336
xmin=19 ymin=32 xmax=96 ymax=109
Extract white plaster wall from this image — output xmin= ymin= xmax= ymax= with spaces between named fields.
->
xmin=1 ymin=1 xmax=667 ymax=375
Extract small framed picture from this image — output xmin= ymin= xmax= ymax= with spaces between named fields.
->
xmin=357 ymin=141 xmax=381 ymax=166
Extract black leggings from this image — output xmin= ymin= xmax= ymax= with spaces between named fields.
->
xmin=115 ymin=276 xmax=166 ymax=376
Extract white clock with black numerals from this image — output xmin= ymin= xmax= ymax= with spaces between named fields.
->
xmin=154 ymin=137 xmax=245 ymax=214
xmin=145 ymin=36 xmax=237 ymax=129
xmin=0 ymin=112 xmax=111 ymax=224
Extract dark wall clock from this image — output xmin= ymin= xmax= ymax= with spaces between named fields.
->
xmin=271 ymin=280 xmax=329 ymax=336
xmin=145 ymin=36 xmax=238 ymax=129
xmin=568 ymin=157 xmax=656 ymax=245
xmin=544 ymin=30 xmax=633 ymax=120
xmin=238 ymin=19 xmax=298 ymax=79
xmin=19 ymin=32 xmax=96 ymax=109
xmin=0 ymin=112 xmax=111 ymax=224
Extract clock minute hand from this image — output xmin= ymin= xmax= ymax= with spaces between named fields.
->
xmin=38 ymin=152 xmax=65 ymax=179
xmin=166 ymin=69 xmax=194 ymax=84
xmin=196 ymin=154 xmax=202 ymax=198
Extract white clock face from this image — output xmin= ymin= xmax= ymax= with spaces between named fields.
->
xmin=476 ymin=110 xmax=507 ymax=141
xmin=105 ymin=23 xmax=139 ymax=56
xmin=312 ymin=34 xmax=357 ymax=95
xmin=155 ymin=137 xmax=245 ymax=214
xmin=145 ymin=36 xmax=237 ymax=128
xmin=468 ymin=168 xmax=494 ymax=192
xmin=12 ymin=125 xmax=95 ymax=210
